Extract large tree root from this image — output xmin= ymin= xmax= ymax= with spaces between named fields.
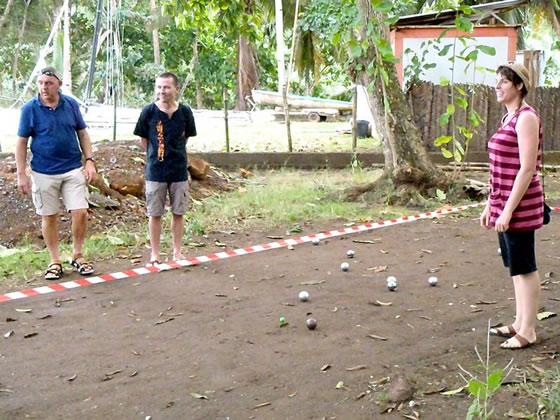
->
xmin=342 ymin=169 xmax=458 ymax=207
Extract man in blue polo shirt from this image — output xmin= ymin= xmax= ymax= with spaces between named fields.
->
xmin=15 ymin=67 xmax=98 ymax=280
xmin=134 ymin=72 xmax=196 ymax=265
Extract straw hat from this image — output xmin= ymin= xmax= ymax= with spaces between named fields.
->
xmin=500 ymin=61 xmax=532 ymax=91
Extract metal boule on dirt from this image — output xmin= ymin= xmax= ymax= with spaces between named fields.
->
xmin=312 ymin=238 xmax=320 ymax=245
xmin=386 ymin=276 xmax=397 ymax=284
xmin=306 ymin=318 xmax=317 ymax=330
xmin=428 ymin=276 xmax=438 ymax=286
xmin=298 ymin=291 xmax=309 ymax=302
xmin=340 ymin=262 xmax=350 ymax=272
xmin=346 ymin=249 xmax=355 ymax=258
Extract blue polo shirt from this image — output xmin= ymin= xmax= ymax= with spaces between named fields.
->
xmin=17 ymin=93 xmax=87 ymax=175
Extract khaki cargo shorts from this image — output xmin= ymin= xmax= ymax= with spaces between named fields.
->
xmin=31 ymin=167 xmax=89 ymax=216
xmin=145 ymin=180 xmax=189 ymax=217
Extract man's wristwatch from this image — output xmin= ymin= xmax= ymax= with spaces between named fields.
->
xmin=85 ymin=157 xmax=95 ymax=163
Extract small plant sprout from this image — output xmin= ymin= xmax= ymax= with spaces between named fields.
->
xmin=457 ymin=319 xmax=514 ymax=419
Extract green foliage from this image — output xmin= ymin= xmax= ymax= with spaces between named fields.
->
xmin=459 ymin=320 xmax=514 ymax=420
xmin=401 ymin=1 xmax=496 ymax=178
xmin=543 ymin=40 xmax=560 ymax=87
xmin=436 ymin=188 xmax=447 ymax=201
xmin=296 ymin=0 xmax=358 ymax=91
xmin=519 ymin=367 xmax=560 ymax=417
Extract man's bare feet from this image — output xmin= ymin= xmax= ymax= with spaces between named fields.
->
xmin=147 ymin=255 xmax=161 ymax=266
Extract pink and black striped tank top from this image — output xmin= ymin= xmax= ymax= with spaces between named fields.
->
xmin=487 ymin=105 xmax=544 ymax=231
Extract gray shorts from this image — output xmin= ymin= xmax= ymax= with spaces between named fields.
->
xmin=145 ymin=180 xmax=189 ymax=217
xmin=31 ymin=168 xmax=89 ymax=216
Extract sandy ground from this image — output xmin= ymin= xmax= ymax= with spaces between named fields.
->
xmin=1 ymin=215 xmax=559 ymax=419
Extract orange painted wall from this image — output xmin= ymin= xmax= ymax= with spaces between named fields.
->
xmin=390 ymin=26 xmax=518 ymax=85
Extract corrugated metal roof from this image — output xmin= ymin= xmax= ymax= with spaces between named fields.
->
xmin=392 ymin=0 xmax=529 ymax=27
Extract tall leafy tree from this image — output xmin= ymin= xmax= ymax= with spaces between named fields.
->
xmin=0 ymin=0 xmax=15 ymax=30
xmin=163 ymin=0 xmax=263 ymax=110
xmin=352 ymin=0 xmax=448 ymax=203
xmin=12 ymin=0 xmax=32 ymax=93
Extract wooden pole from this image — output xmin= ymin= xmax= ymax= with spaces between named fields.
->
xmin=274 ymin=0 xmax=285 ymax=94
xmin=282 ymin=85 xmax=292 ymax=152
xmin=282 ymin=0 xmax=300 ymax=153
xmin=113 ymin=88 xmax=117 ymax=142
xmin=352 ymin=85 xmax=357 ymax=151
xmin=286 ymin=0 xmax=300 ymax=91
xmin=85 ymin=0 xmax=103 ymax=103
xmin=224 ymin=87 xmax=230 ymax=153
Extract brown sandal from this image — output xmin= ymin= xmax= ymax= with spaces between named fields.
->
xmin=490 ymin=325 xmax=516 ymax=338
xmin=70 ymin=254 xmax=94 ymax=275
xmin=45 ymin=262 xmax=63 ymax=280
xmin=501 ymin=334 xmax=535 ymax=350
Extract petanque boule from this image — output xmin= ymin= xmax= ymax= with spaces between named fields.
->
xmin=346 ymin=249 xmax=355 ymax=258
xmin=428 ymin=276 xmax=438 ymax=286
xmin=306 ymin=318 xmax=317 ymax=330
xmin=387 ymin=281 xmax=397 ymax=291
xmin=312 ymin=238 xmax=320 ymax=245
xmin=340 ymin=262 xmax=350 ymax=272
xmin=298 ymin=291 xmax=309 ymax=302
xmin=386 ymin=275 xmax=397 ymax=284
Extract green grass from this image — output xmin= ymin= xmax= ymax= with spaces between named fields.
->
xmin=0 ymin=167 xmax=403 ymax=282
xmin=0 ymin=167 xmax=481 ymax=282
xmin=184 ymin=168 xmax=399 ymax=234
xmin=518 ymin=367 xmax=560 ymax=417
xmin=0 ymin=227 xmax=146 ymax=283
xmin=544 ymin=190 xmax=560 ymax=200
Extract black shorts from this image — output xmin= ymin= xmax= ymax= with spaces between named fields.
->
xmin=498 ymin=231 xmax=537 ymax=277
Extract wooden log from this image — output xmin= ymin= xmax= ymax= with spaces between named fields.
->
xmin=553 ymin=88 xmax=560 ymax=151
xmin=188 ymin=153 xmax=210 ymax=180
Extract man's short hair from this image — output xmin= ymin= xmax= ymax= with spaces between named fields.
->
xmin=158 ymin=72 xmax=179 ymax=87
xmin=39 ymin=66 xmax=62 ymax=81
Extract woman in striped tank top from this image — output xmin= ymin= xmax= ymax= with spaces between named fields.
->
xmin=480 ymin=62 xmax=543 ymax=349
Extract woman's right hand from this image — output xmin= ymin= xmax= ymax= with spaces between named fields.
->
xmin=480 ymin=205 xmax=491 ymax=229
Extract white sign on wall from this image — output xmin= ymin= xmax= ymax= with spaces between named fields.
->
xmin=402 ymin=36 xmax=510 ymax=86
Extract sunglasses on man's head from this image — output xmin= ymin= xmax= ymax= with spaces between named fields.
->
xmin=40 ymin=70 xmax=60 ymax=80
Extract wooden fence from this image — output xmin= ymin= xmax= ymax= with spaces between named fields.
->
xmin=407 ymin=83 xmax=560 ymax=152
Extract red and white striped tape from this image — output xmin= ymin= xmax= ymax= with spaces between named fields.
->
xmin=0 ymin=202 xmax=541 ymax=303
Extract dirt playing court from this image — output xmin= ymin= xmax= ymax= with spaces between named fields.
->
xmin=1 ymin=214 xmax=559 ymax=419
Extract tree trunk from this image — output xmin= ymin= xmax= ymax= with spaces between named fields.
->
xmin=544 ymin=6 xmax=560 ymax=37
xmin=349 ymin=0 xmax=449 ymax=204
xmin=0 ymin=0 xmax=15 ymax=30
xmin=192 ymin=32 xmax=203 ymax=109
xmin=12 ymin=0 xmax=31 ymax=93
xmin=235 ymin=35 xmax=259 ymax=111
xmin=63 ymin=0 xmax=72 ymax=94
xmin=150 ymin=0 xmax=161 ymax=65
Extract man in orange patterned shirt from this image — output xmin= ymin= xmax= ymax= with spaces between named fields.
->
xmin=134 ymin=72 xmax=197 ymax=265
